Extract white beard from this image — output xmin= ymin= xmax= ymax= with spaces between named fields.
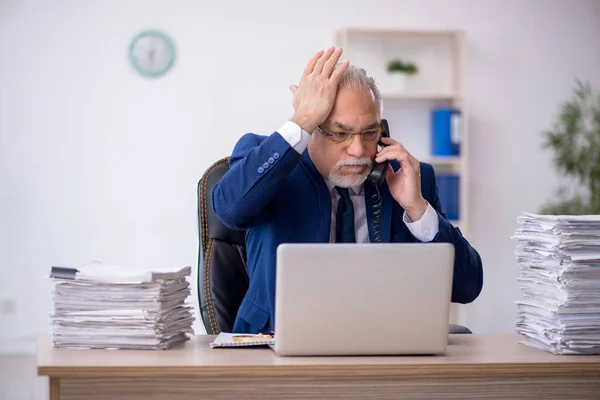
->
xmin=327 ymin=157 xmax=373 ymax=188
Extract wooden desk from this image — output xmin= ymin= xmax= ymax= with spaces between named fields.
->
xmin=37 ymin=333 xmax=600 ymax=399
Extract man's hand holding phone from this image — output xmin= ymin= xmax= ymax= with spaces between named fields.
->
xmin=376 ymin=137 xmax=428 ymax=222
xmin=289 ymin=47 xmax=349 ymax=133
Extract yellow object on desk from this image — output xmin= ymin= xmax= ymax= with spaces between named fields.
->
xmin=232 ymin=333 xmax=274 ymax=343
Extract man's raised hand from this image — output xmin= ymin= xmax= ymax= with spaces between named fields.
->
xmin=290 ymin=47 xmax=349 ymax=134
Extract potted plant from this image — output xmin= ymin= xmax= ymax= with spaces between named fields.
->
xmin=386 ymin=59 xmax=418 ymax=93
xmin=540 ymin=80 xmax=600 ymax=215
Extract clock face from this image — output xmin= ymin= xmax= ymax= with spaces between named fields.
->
xmin=129 ymin=30 xmax=175 ymax=77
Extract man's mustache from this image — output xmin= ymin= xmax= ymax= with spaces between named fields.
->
xmin=335 ymin=157 xmax=373 ymax=167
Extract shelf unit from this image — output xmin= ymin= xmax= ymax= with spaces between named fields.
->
xmin=336 ymin=28 xmax=469 ymax=326
xmin=381 ymin=93 xmax=461 ymax=101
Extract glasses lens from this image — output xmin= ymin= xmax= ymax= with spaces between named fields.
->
xmin=330 ymin=132 xmax=350 ymax=143
xmin=320 ymin=127 xmax=381 ymax=143
xmin=362 ymin=130 xmax=380 ymax=141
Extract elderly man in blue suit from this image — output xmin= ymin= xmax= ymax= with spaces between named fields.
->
xmin=213 ymin=47 xmax=483 ymax=334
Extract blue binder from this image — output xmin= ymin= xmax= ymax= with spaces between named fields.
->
xmin=431 ymin=107 xmax=461 ymax=156
xmin=436 ymin=173 xmax=460 ymax=220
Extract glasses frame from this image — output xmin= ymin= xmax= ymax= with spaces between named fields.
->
xmin=316 ymin=123 xmax=383 ymax=144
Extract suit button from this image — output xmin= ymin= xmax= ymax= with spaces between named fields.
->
xmin=263 ymin=162 xmax=269 ymax=169
xmin=273 ymin=152 xmax=280 ymax=159
xmin=268 ymin=157 xmax=275 ymax=164
xmin=258 ymin=167 xmax=264 ymax=174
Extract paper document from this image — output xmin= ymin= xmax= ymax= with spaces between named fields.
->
xmin=49 ymin=262 xmax=195 ymax=350
xmin=210 ymin=332 xmax=275 ymax=348
xmin=512 ymin=212 xmax=600 ymax=354
xmin=52 ymin=262 xmax=192 ymax=284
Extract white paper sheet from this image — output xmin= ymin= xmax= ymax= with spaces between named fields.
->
xmin=512 ymin=212 xmax=600 ymax=354
xmin=49 ymin=262 xmax=195 ymax=350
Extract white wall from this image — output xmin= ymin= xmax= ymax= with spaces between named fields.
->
xmin=1 ymin=0 xmax=599 ymax=352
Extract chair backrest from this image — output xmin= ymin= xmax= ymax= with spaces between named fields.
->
xmin=197 ymin=157 xmax=248 ymax=334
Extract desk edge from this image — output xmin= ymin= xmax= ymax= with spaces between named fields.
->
xmin=37 ymin=362 xmax=600 ymax=378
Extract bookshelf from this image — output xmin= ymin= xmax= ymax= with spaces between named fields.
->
xmin=381 ymin=93 xmax=460 ymax=101
xmin=336 ymin=28 xmax=469 ymax=326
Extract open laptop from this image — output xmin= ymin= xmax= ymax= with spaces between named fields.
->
xmin=273 ymin=243 xmax=455 ymax=356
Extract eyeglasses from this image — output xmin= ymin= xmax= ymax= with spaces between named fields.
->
xmin=316 ymin=124 xmax=382 ymax=144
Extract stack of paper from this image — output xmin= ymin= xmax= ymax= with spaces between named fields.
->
xmin=50 ymin=262 xmax=195 ymax=350
xmin=512 ymin=212 xmax=600 ymax=354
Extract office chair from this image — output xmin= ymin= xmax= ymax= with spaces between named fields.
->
xmin=197 ymin=157 xmax=472 ymax=335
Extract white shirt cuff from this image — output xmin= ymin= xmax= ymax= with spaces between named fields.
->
xmin=277 ymin=121 xmax=311 ymax=154
xmin=403 ymin=202 xmax=439 ymax=242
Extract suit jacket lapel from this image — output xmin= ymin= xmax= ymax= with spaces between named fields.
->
xmin=364 ymin=181 xmax=393 ymax=243
xmin=299 ymin=149 xmax=331 ymax=242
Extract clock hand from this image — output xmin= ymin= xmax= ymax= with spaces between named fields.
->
xmin=148 ymin=48 xmax=156 ymax=69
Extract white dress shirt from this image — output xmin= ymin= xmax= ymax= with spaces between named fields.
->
xmin=276 ymin=121 xmax=439 ymax=243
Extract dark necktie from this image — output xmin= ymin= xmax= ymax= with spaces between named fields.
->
xmin=335 ymin=187 xmax=356 ymax=243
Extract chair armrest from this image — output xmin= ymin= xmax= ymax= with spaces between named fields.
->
xmin=449 ymin=324 xmax=472 ymax=334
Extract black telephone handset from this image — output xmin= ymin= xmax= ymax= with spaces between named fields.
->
xmin=366 ymin=119 xmax=391 ymax=187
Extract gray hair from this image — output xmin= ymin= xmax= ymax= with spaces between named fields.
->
xmin=335 ymin=63 xmax=383 ymax=116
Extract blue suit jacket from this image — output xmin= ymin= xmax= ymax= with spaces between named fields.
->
xmin=213 ymin=131 xmax=483 ymax=334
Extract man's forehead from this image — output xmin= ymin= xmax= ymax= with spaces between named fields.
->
xmin=331 ymin=120 xmax=380 ymax=131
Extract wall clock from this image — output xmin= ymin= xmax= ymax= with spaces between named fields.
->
xmin=129 ymin=30 xmax=175 ymax=77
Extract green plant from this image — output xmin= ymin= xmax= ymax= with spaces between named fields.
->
xmin=386 ymin=59 xmax=418 ymax=75
xmin=540 ymin=80 xmax=600 ymax=215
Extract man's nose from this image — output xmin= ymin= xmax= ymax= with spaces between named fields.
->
xmin=345 ymin=134 xmax=366 ymax=157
